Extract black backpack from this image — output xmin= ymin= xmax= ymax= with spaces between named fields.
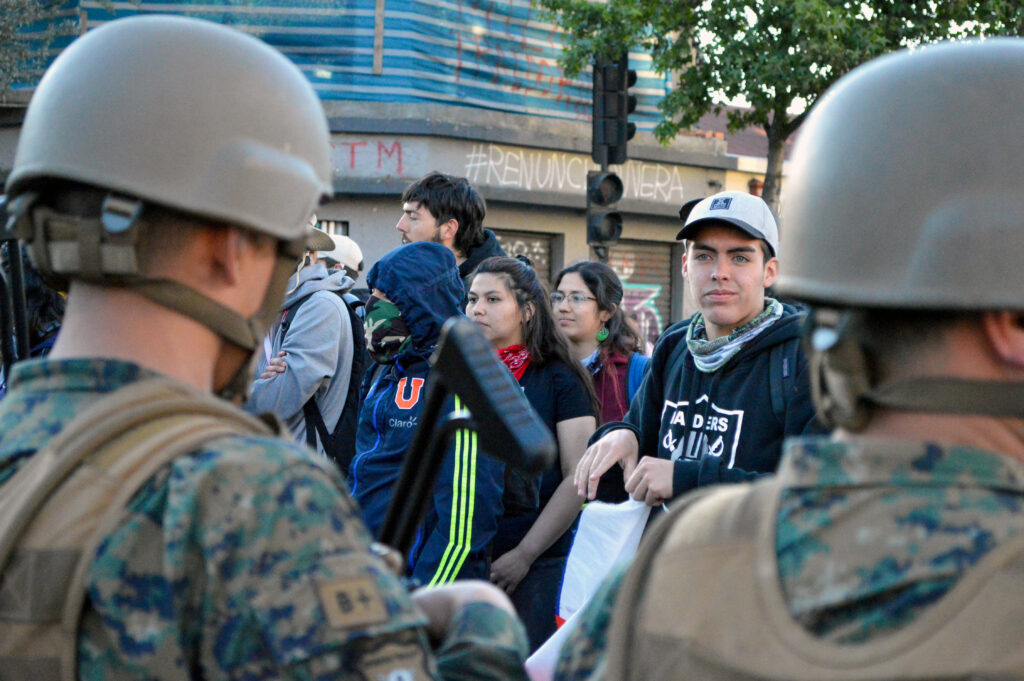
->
xmin=279 ymin=290 xmax=365 ymax=473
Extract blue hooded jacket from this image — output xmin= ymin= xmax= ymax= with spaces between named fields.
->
xmin=348 ymin=242 xmax=505 ymax=584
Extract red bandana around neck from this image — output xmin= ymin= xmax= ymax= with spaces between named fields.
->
xmin=497 ymin=344 xmax=531 ymax=381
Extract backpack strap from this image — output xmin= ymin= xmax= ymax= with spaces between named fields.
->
xmin=626 ymin=352 xmax=650 ymax=404
xmin=292 ymin=290 xmax=365 ymax=470
xmin=768 ymin=338 xmax=799 ymax=425
xmin=604 ymin=481 xmax=770 ymax=681
xmin=0 ymin=377 xmax=275 ymax=681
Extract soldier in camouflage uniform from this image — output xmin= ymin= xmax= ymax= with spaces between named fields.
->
xmin=0 ymin=15 xmax=528 ymax=681
xmin=554 ymin=40 xmax=1024 ymax=680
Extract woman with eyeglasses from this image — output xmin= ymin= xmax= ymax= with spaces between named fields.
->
xmin=466 ymin=256 xmax=598 ymax=651
xmin=552 ymin=261 xmax=650 ymax=426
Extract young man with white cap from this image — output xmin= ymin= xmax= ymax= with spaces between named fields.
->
xmin=317 ymin=233 xmax=364 ymax=284
xmin=574 ymin=190 xmax=820 ymax=508
xmin=246 ymin=229 xmax=363 ymax=468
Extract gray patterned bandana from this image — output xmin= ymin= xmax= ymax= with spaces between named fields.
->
xmin=686 ymin=298 xmax=783 ymax=373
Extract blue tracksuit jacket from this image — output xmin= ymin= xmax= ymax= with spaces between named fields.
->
xmin=348 ymin=242 xmax=505 ymax=584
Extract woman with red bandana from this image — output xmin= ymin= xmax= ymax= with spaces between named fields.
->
xmin=466 ymin=256 xmax=597 ymax=652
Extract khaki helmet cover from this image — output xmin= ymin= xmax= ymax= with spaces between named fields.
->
xmin=5 ymin=16 xmax=334 ymax=399
xmin=6 ymin=14 xmax=332 ymax=242
xmin=777 ymin=39 xmax=1024 ymax=426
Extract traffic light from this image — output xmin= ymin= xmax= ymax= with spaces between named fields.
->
xmin=592 ymin=54 xmax=637 ymax=167
xmin=586 ymin=170 xmax=623 ymax=247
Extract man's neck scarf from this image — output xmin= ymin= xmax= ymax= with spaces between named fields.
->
xmin=686 ymin=298 xmax=783 ymax=373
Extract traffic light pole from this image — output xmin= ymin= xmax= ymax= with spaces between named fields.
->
xmin=588 ymin=54 xmax=636 ymax=264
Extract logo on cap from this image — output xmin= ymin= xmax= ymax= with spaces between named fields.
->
xmin=709 ymin=197 xmax=732 ymax=210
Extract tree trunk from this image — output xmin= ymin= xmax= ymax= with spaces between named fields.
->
xmin=761 ymin=126 xmax=787 ymax=215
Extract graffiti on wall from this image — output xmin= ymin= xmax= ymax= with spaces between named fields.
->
xmin=493 ymin=233 xmax=552 ymax=283
xmin=464 ymin=143 xmax=689 ymax=203
xmin=622 ymin=283 xmax=665 ymax=350
xmin=609 ymin=251 xmax=668 ymax=350
xmin=331 ymin=139 xmax=405 ymax=176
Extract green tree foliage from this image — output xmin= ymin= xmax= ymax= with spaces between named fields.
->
xmin=539 ymin=0 xmax=1021 ymax=210
xmin=0 ymin=1 xmax=77 ymax=104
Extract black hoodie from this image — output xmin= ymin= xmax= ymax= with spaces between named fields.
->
xmin=457 ymin=229 xmax=506 ymax=287
xmin=591 ymin=304 xmax=821 ymax=500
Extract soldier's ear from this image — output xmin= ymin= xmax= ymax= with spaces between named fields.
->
xmin=981 ymin=311 xmax=1024 ymax=370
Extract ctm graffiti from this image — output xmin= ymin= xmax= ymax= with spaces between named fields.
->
xmin=332 ymin=140 xmax=403 ymax=175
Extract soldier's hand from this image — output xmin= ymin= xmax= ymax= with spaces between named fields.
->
xmin=411 ymin=581 xmax=517 ymax=644
xmin=624 ymin=456 xmax=674 ymax=506
xmin=574 ymin=429 xmax=639 ymax=501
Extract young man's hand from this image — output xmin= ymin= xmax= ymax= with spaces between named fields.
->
xmin=574 ymin=429 xmax=639 ymax=501
xmin=625 ymin=456 xmax=674 ymax=506
xmin=259 ymin=351 xmax=287 ymax=380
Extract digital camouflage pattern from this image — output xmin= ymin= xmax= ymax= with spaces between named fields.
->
xmin=554 ymin=436 xmax=1024 ymax=679
xmin=775 ymin=436 xmax=1024 ymax=644
xmin=552 ymin=562 xmax=627 ymax=681
xmin=0 ymin=358 xmax=529 ymax=681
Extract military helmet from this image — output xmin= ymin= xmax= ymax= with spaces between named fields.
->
xmin=4 ymin=16 xmax=334 ymax=400
xmin=777 ymin=40 xmax=1024 ymax=429
xmin=778 ymin=39 xmax=1024 ymax=312
xmin=6 ymin=14 xmax=332 ymax=243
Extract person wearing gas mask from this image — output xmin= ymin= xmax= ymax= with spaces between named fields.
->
xmin=349 ymin=242 xmax=506 ymax=586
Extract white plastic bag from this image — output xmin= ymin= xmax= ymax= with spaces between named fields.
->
xmin=557 ymin=498 xmax=651 ymax=624
xmin=525 ymin=499 xmax=652 ymax=680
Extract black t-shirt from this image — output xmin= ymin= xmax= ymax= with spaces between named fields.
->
xmin=494 ymin=358 xmax=593 ymax=558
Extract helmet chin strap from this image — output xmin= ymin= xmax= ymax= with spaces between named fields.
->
xmin=810 ymin=308 xmax=1024 ymax=431
xmin=131 ymin=250 xmax=300 ymax=401
xmin=13 ymin=195 xmax=305 ymax=400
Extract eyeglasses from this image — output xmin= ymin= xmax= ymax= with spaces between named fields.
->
xmin=550 ymin=292 xmax=597 ymax=306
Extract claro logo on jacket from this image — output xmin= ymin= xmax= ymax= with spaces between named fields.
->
xmin=395 ymin=377 xmax=424 ymax=410
xmin=660 ymin=396 xmax=744 ymax=468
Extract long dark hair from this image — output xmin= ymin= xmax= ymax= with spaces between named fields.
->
xmin=470 ymin=256 xmax=600 ymax=419
xmin=555 ymin=260 xmax=641 ymax=360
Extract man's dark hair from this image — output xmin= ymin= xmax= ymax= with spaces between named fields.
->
xmin=401 ymin=172 xmax=486 ymax=256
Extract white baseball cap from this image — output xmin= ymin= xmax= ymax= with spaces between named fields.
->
xmin=676 ymin=191 xmax=779 ymax=257
xmin=318 ymin=234 xmax=364 ymax=274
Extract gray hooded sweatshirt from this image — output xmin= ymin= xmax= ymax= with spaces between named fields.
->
xmin=246 ymin=263 xmax=355 ymax=458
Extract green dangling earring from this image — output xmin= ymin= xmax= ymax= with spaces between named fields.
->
xmin=596 ymin=326 xmax=610 ymax=342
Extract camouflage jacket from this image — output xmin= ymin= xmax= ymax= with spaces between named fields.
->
xmin=555 ymin=436 xmax=1024 ymax=679
xmin=0 ymin=358 xmax=529 ymax=681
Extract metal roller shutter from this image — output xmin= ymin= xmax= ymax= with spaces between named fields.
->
xmin=492 ymin=230 xmax=554 ymax=287
xmin=606 ymin=240 xmax=675 ymax=351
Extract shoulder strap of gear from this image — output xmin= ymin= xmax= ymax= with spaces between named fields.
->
xmin=0 ymin=377 xmax=275 ymax=681
xmin=607 ymin=474 xmax=1024 ymax=681
xmin=768 ymin=337 xmax=800 ymax=425
xmin=604 ymin=482 xmax=757 ymax=681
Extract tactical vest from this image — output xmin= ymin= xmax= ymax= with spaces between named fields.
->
xmin=0 ymin=378 xmax=278 ymax=681
xmin=606 ymin=478 xmax=1024 ymax=681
